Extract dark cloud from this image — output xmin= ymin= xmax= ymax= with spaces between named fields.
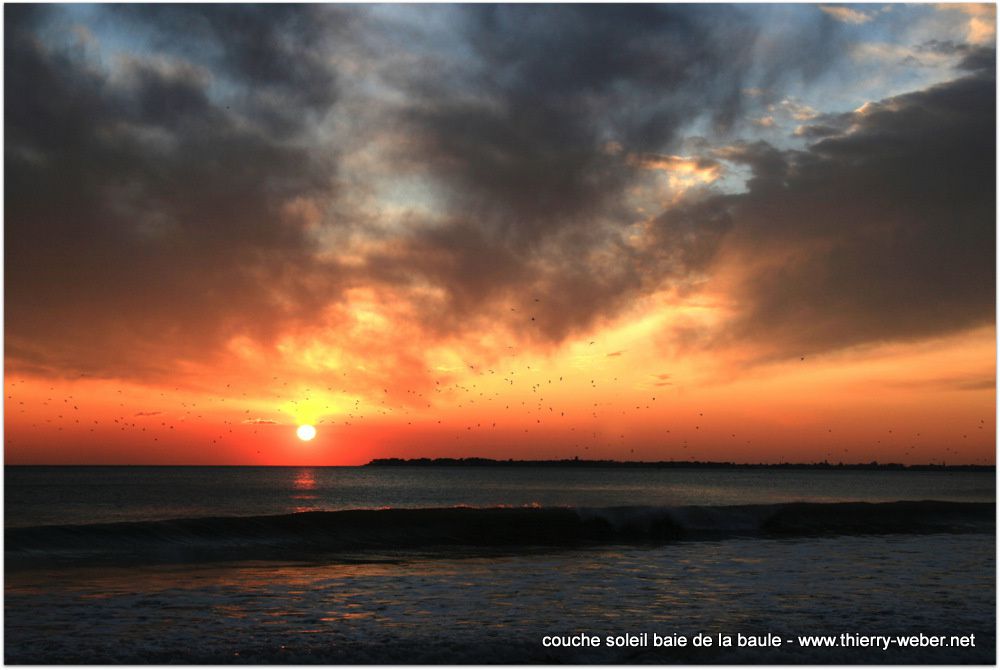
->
xmin=881 ymin=375 xmax=996 ymax=392
xmin=110 ymin=4 xmax=350 ymax=136
xmin=365 ymin=4 xmax=845 ymax=343
xmin=400 ymin=5 xmax=842 ymax=233
xmin=5 ymin=4 xmax=989 ymax=383
xmin=703 ymin=64 xmax=995 ymax=360
xmin=4 ymin=4 xmax=344 ymax=378
xmin=918 ymin=39 xmax=995 ymax=73
xmin=956 ymin=44 xmax=996 ymax=73
xmin=794 ymin=123 xmax=845 ymax=139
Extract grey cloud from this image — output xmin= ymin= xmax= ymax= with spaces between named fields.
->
xmin=879 ymin=374 xmax=995 ymax=392
xmin=956 ymin=44 xmax=996 ymax=72
xmin=794 ymin=123 xmax=844 ymax=138
xmin=5 ymin=4 xmax=344 ymax=379
xmin=110 ymin=4 xmax=350 ymax=136
xmin=705 ymin=65 xmax=995 ymax=360
xmin=364 ymin=4 xmax=846 ymax=343
xmin=7 ymin=4 xmax=984 ymax=382
xmin=401 ymin=5 xmax=843 ymax=235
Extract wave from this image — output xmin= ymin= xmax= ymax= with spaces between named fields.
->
xmin=6 ymin=501 xmax=993 ymax=570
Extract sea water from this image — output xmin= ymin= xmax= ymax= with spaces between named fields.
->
xmin=6 ymin=465 xmax=993 ymax=527
xmin=4 ymin=466 xmax=995 ymax=663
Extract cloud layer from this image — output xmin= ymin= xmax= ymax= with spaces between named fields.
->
xmin=4 ymin=5 xmax=995 ymax=384
xmin=701 ymin=54 xmax=995 ymax=360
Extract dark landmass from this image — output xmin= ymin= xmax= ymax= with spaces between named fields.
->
xmin=366 ymin=457 xmax=993 ymax=471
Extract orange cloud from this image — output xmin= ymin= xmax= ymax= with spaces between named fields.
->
xmin=820 ymin=5 xmax=874 ymax=25
xmin=937 ymin=4 xmax=996 ymax=44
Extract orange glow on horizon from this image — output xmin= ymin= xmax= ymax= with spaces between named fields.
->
xmin=4 ymin=312 xmax=994 ymax=466
xmin=4 ymin=3 xmax=994 ymax=471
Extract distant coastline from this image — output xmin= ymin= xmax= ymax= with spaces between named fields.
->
xmin=366 ymin=457 xmax=994 ymax=472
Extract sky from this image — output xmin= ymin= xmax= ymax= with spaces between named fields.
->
xmin=4 ymin=3 xmax=995 ymax=465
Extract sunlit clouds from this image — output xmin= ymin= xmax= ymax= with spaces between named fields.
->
xmin=820 ymin=5 xmax=877 ymax=25
xmin=937 ymin=3 xmax=997 ymax=44
xmin=4 ymin=4 xmax=995 ymax=465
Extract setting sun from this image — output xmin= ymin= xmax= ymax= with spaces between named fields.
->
xmin=2 ymin=4 xmax=994 ymax=666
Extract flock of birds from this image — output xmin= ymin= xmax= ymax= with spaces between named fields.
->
xmin=4 ymin=346 xmax=993 ymax=465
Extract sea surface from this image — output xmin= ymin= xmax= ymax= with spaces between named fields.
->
xmin=4 ymin=466 xmax=996 ymax=663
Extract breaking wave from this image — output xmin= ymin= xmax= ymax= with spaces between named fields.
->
xmin=6 ymin=501 xmax=992 ymax=569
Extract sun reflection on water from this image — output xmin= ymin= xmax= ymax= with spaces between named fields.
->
xmin=291 ymin=468 xmax=319 ymax=511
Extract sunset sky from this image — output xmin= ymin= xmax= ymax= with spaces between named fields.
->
xmin=5 ymin=3 xmax=995 ymax=465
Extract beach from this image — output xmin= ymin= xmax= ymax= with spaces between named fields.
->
xmin=5 ymin=466 xmax=995 ymax=664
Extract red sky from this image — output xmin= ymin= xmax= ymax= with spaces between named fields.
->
xmin=5 ymin=319 xmax=993 ymax=465
xmin=4 ymin=4 xmax=996 ymax=465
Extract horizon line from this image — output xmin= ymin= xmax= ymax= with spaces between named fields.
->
xmin=5 ymin=459 xmax=995 ymax=469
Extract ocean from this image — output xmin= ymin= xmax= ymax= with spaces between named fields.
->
xmin=4 ymin=466 xmax=996 ymax=663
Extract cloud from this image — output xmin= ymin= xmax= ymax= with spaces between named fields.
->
xmin=348 ymin=4 xmax=846 ymax=346
xmin=880 ymin=374 xmax=996 ymax=392
xmin=111 ymin=5 xmax=350 ymax=136
xmin=936 ymin=4 xmax=997 ymax=45
xmin=631 ymin=154 xmax=723 ymax=180
xmin=394 ymin=6 xmax=760 ymax=233
xmin=9 ymin=4 xmax=986 ymax=389
xmin=820 ymin=5 xmax=875 ymax=25
xmin=700 ymin=64 xmax=995 ymax=362
xmin=4 ymin=5 xmax=346 ymax=379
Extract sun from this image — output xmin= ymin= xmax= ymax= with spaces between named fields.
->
xmin=296 ymin=424 xmax=317 ymax=441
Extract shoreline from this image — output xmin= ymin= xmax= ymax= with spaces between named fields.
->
xmin=365 ymin=457 xmax=994 ymax=471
